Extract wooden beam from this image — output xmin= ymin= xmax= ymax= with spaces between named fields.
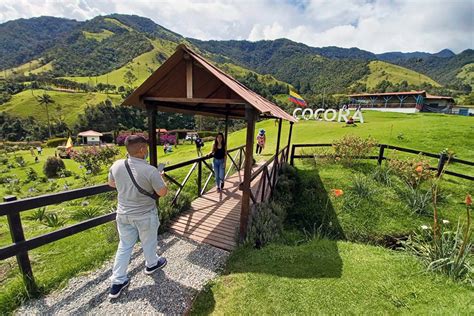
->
xmin=186 ymin=58 xmax=193 ymax=98
xmin=286 ymin=121 xmax=294 ymax=161
xmin=143 ymin=97 xmax=246 ymax=105
xmin=148 ymin=102 xmax=245 ymax=119
xmin=273 ymin=118 xmax=283 ymax=187
xmin=240 ymin=105 xmax=257 ymax=240
xmin=147 ymin=104 xmax=158 ymax=167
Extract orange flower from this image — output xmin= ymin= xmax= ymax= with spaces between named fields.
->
xmin=466 ymin=194 xmax=472 ymax=206
xmin=415 ymin=165 xmax=423 ymax=173
xmin=332 ymin=189 xmax=344 ymax=197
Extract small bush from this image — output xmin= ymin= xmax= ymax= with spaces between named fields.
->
xmin=46 ymin=137 xmax=68 ymax=147
xmin=371 ymin=165 xmax=392 ymax=186
xmin=43 ymin=157 xmax=66 ymax=178
xmin=42 ymin=213 xmax=66 ymax=227
xmin=332 ymin=135 xmax=377 ymax=166
xmin=388 ymin=156 xmax=432 ymax=188
xmin=26 ymin=207 xmax=46 ymax=221
xmin=404 ymin=221 xmax=472 ymax=283
xmin=70 ymin=146 xmax=120 ymax=175
xmin=245 ymin=202 xmax=281 ymax=248
xmin=350 ymin=174 xmax=375 ymax=198
xmin=14 ymin=156 xmax=26 ymax=167
xmin=397 ymin=185 xmax=432 ymax=215
xmin=159 ymin=192 xmax=192 ymax=231
xmin=71 ymin=206 xmax=105 ymax=221
xmin=25 ymin=168 xmax=38 ymax=182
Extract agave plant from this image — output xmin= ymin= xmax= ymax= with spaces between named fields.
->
xmin=42 ymin=213 xmax=66 ymax=228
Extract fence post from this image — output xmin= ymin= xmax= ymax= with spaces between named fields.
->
xmin=377 ymin=144 xmax=386 ymax=165
xmin=197 ymin=160 xmax=202 ymax=197
xmin=290 ymin=145 xmax=296 ymax=166
xmin=4 ymin=196 xmax=37 ymax=295
xmin=437 ymin=152 xmax=448 ymax=177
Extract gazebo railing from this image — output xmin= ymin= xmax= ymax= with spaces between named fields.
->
xmin=239 ymin=145 xmax=288 ymax=206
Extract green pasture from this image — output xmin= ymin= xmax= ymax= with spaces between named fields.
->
xmin=0 ymin=110 xmax=473 ymax=313
xmin=360 ymin=60 xmax=441 ymax=88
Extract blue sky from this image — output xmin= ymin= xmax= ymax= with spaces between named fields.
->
xmin=0 ymin=0 xmax=472 ymax=53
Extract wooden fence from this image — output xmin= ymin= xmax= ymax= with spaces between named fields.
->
xmin=290 ymin=143 xmax=474 ymax=181
xmin=0 ymin=145 xmax=246 ymax=294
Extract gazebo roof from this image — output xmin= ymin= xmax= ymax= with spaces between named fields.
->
xmin=123 ymin=44 xmax=296 ymax=122
xmin=77 ymin=130 xmax=103 ymax=137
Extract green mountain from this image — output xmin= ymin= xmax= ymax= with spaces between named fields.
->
xmin=0 ymin=13 xmax=472 ymax=133
xmin=0 ymin=16 xmax=80 ymax=70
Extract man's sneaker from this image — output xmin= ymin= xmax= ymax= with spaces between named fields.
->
xmin=109 ymin=280 xmax=129 ymax=299
xmin=144 ymin=257 xmax=167 ymax=275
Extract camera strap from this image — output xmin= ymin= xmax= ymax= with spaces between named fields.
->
xmin=124 ymin=159 xmax=158 ymax=200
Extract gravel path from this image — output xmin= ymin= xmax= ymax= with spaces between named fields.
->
xmin=15 ymin=233 xmax=229 ymax=315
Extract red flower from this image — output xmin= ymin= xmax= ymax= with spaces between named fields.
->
xmin=332 ymin=189 xmax=344 ymax=197
xmin=415 ymin=165 xmax=423 ymax=173
xmin=466 ymin=194 xmax=472 ymax=206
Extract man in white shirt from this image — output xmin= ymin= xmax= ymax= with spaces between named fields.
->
xmin=108 ymin=135 xmax=168 ymax=298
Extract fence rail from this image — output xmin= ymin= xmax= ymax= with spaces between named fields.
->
xmin=290 ymin=143 xmax=473 ymax=181
xmin=0 ymin=144 xmax=246 ymax=294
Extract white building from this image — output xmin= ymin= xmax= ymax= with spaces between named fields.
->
xmin=77 ymin=130 xmax=103 ymax=145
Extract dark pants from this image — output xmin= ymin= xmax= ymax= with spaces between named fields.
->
xmin=256 ymin=144 xmax=263 ymax=154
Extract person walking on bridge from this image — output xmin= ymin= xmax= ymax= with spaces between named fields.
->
xmin=107 ymin=135 xmax=168 ymax=298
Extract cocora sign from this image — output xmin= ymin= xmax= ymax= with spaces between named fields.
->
xmin=292 ymin=107 xmax=364 ymax=123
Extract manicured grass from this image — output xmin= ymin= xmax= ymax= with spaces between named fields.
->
xmin=191 ymin=238 xmax=473 ymax=315
xmin=1 ymin=89 xmax=123 ymax=125
xmin=360 ymin=60 xmax=441 ymax=88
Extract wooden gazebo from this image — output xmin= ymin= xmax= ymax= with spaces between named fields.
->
xmin=123 ymin=44 xmax=296 ymax=237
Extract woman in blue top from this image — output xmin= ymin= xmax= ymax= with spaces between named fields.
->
xmin=209 ymin=133 xmax=226 ymax=192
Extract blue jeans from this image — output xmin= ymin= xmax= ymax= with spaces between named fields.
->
xmin=213 ymin=158 xmax=225 ymax=188
xmin=111 ymin=211 xmax=160 ymax=285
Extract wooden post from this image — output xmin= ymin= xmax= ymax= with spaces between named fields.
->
xmin=197 ymin=160 xmax=202 ymax=197
xmin=286 ymin=122 xmax=294 ymax=163
xmin=377 ymin=144 xmax=386 ymax=165
xmin=147 ymin=104 xmax=158 ymax=167
xmin=437 ymin=153 xmax=448 ymax=177
xmin=272 ymin=118 xmax=282 ymax=187
xmin=185 ymin=55 xmax=193 ymax=98
xmin=224 ymin=110 xmax=229 ymax=179
xmin=240 ymin=105 xmax=257 ymax=239
xmin=4 ymin=196 xmax=37 ymax=295
xmin=290 ymin=145 xmax=296 ymax=166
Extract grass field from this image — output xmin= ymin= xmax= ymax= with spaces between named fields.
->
xmin=0 ymin=111 xmax=473 ymax=313
xmin=1 ymin=89 xmax=122 ymax=125
xmin=360 ymin=60 xmax=441 ymax=89
xmin=191 ymin=238 xmax=473 ymax=315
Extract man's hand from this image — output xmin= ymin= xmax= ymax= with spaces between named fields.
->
xmin=108 ymin=180 xmax=116 ymax=188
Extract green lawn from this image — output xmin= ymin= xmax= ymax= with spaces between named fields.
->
xmin=191 ymin=239 xmax=473 ymax=315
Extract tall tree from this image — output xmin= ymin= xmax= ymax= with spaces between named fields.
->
xmin=37 ymin=93 xmax=54 ymax=138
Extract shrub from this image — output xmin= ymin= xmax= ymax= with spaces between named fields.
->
xmin=350 ymin=174 xmax=375 ymax=198
xmin=388 ymin=156 xmax=432 ymax=188
xmin=25 ymin=168 xmax=38 ymax=182
xmin=14 ymin=156 xmax=26 ymax=167
xmin=42 ymin=213 xmax=66 ymax=227
xmin=0 ymin=156 xmax=8 ymax=165
xmin=71 ymin=206 xmax=105 ymax=221
xmin=245 ymin=202 xmax=281 ymax=248
xmin=371 ymin=165 xmax=392 ymax=186
xmin=397 ymin=185 xmax=432 ymax=215
xmin=116 ymin=132 xmax=148 ymax=145
xmin=332 ymin=135 xmax=377 ymax=166
xmin=46 ymin=137 xmax=68 ymax=147
xmin=43 ymin=157 xmax=66 ymax=178
xmin=404 ymin=220 xmax=472 ymax=283
xmin=159 ymin=192 xmax=192 ymax=231
xmin=70 ymin=145 xmax=120 ymax=175
xmin=160 ymin=133 xmax=176 ymax=145
xmin=26 ymin=207 xmax=46 ymax=221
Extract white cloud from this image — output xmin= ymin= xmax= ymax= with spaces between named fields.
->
xmin=0 ymin=0 xmax=472 ymax=53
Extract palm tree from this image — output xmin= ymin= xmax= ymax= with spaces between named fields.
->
xmin=37 ymin=93 xmax=54 ymax=138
